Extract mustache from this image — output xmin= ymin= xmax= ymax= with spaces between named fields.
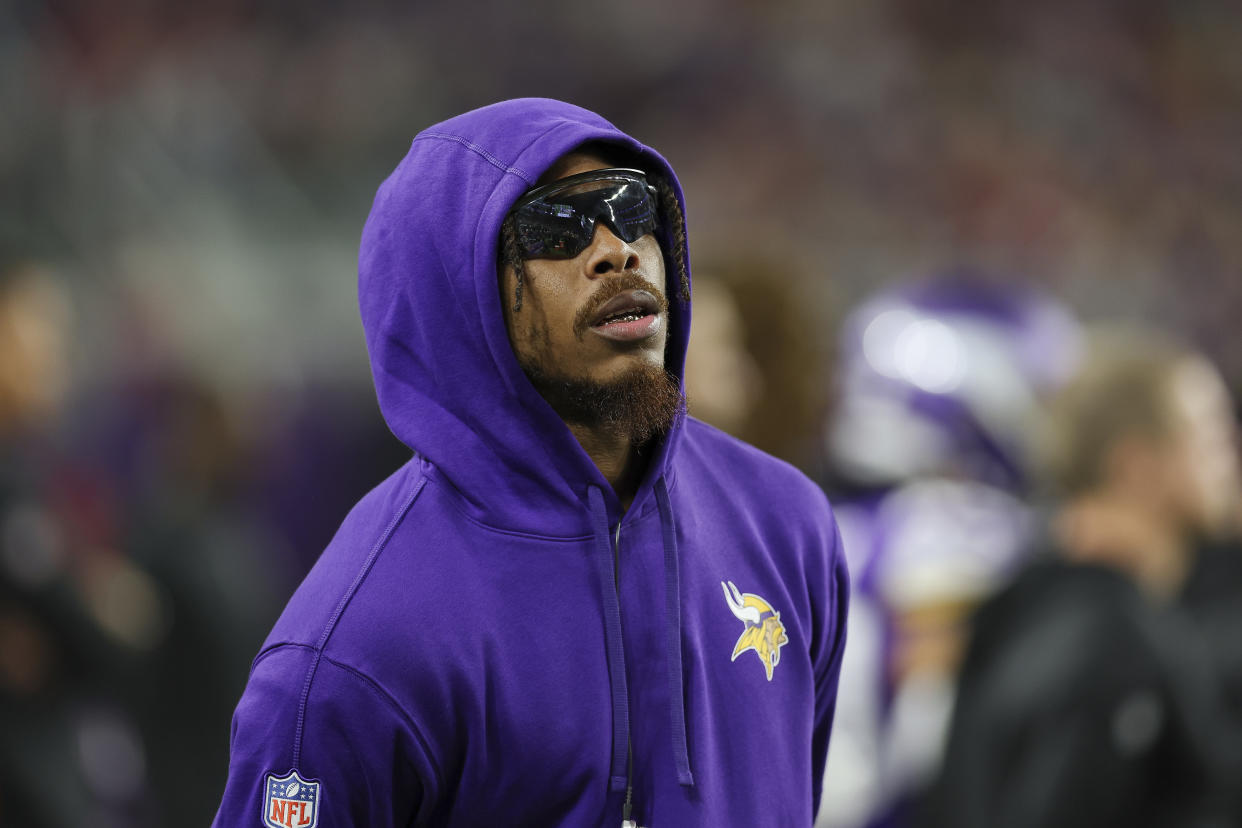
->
xmin=573 ymin=273 xmax=670 ymax=340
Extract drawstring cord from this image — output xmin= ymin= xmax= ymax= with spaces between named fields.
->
xmin=655 ymin=478 xmax=695 ymax=787
xmin=588 ymin=479 xmax=697 ymax=806
xmin=588 ymin=485 xmax=631 ymax=793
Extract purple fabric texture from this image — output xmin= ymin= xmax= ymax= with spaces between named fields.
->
xmin=213 ymin=98 xmax=848 ymax=827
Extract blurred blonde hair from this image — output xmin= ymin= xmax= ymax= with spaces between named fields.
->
xmin=1039 ymin=326 xmax=1189 ymax=498
xmin=0 ymin=261 xmax=71 ymax=431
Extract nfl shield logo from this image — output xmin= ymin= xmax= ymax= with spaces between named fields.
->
xmin=262 ymin=770 xmax=320 ymax=828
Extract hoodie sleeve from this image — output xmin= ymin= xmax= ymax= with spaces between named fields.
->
xmin=213 ymin=644 xmax=439 ymax=827
xmin=810 ymin=514 xmax=850 ymax=818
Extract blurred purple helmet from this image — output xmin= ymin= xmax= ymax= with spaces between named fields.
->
xmin=828 ymin=275 xmax=1081 ymax=491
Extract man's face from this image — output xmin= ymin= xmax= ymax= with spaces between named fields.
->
xmin=1164 ymin=357 xmax=1241 ymax=535
xmin=501 ymin=152 xmax=668 ymax=384
xmin=500 ymin=152 xmax=678 ymax=437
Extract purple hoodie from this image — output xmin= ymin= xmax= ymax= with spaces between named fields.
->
xmin=213 ymin=99 xmax=848 ymax=827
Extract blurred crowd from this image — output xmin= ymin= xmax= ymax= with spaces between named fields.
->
xmin=0 ymin=255 xmax=406 ymax=825
xmin=3 ymin=0 xmax=1242 ymax=825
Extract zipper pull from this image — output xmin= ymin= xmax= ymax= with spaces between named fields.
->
xmin=621 ymin=787 xmax=640 ymax=827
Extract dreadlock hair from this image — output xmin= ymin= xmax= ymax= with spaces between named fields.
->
xmin=653 ymin=174 xmax=691 ymax=305
xmin=498 ymin=169 xmax=690 ymax=313
xmin=499 ymin=216 xmax=526 ymax=312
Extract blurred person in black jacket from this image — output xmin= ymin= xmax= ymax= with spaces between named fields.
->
xmin=923 ymin=328 xmax=1242 ymax=828
xmin=1180 ymin=527 xmax=1242 ymax=735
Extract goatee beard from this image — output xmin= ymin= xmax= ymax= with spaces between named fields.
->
xmin=521 ymin=358 xmax=684 ymax=445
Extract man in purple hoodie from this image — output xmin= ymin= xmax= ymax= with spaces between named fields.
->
xmin=213 ymin=98 xmax=848 ymax=827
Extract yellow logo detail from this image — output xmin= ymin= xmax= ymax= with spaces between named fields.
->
xmin=721 ymin=580 xmax=788 ymax=681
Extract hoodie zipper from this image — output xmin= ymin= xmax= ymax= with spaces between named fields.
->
xmin=614 ymin=521 xmax=637 ymax=828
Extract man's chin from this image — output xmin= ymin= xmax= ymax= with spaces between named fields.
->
xmin=520 ymin=357 xmax=683 ymax=444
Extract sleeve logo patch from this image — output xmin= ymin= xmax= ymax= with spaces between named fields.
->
xmin=263 ymin=770 xmax=320 ymax=828
xmin=722 ymin=580 xmax=789 ymax=681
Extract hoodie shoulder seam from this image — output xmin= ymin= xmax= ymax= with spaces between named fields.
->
xmin=251 ymin=640 xmax=316 ymax=672
xmin=319 ymin=654 xmax=447 ymax=796
xmin=417 ymin=132 xmax=533 ymax=182
xmin=290 ymin=469 xmax=429 ymax=768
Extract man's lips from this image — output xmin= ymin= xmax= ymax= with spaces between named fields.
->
xmin=572 ymin=276 xmax=669 ymax=342
xmin=590 ymin=289 xmax=660 ymax=326
xmin=588 ymin=289 xmax=662 ymax=342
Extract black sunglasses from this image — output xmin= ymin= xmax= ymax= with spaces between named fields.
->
xmin=508 ymin=168 xmax=660 ymax=260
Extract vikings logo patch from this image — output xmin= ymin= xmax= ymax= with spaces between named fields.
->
xmin=722 ymin=580 xmax=789 ymax=681
xmin=262 ymin=770 xmax=320 ymax=828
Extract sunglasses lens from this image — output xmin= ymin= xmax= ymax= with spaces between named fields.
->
xmin=512 ymin=172 xmax=658 ymax=260
xmin=514 ymin=204 xmax=593 ymax=259
xmin=595 ymin=182 xmax=659 ymax=243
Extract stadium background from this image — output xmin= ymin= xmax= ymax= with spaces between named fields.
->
xmin=2 ymin=1 xmax=1241 ymax=825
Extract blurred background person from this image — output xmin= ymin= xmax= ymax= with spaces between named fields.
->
xmin=816 ymin=274 xmax=1082 ymax=828
xmin=682 ymin=274 xmax=765 ymax=441
xmin=684 ymin=260 xmax=825 ymax=471
xmin=0 ymin=254 xmax=159 ymax=827
xmin=923 ymin=328 xmax=1242 ymax=827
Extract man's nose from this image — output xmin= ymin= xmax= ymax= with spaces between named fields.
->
xmin=584 ymin=223 xmax=641 ymax=276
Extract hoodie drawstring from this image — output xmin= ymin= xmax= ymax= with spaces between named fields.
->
xmin=588 ymin=485 xmax=631 ymax=793
xmin=588 ymin=480 xmax=696 ymax=802
xmin=655 ymin=477 xmax=695 ymax=787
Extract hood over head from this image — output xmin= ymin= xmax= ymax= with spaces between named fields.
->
xmin=358 ymin=98 xmax=692 ymax=534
